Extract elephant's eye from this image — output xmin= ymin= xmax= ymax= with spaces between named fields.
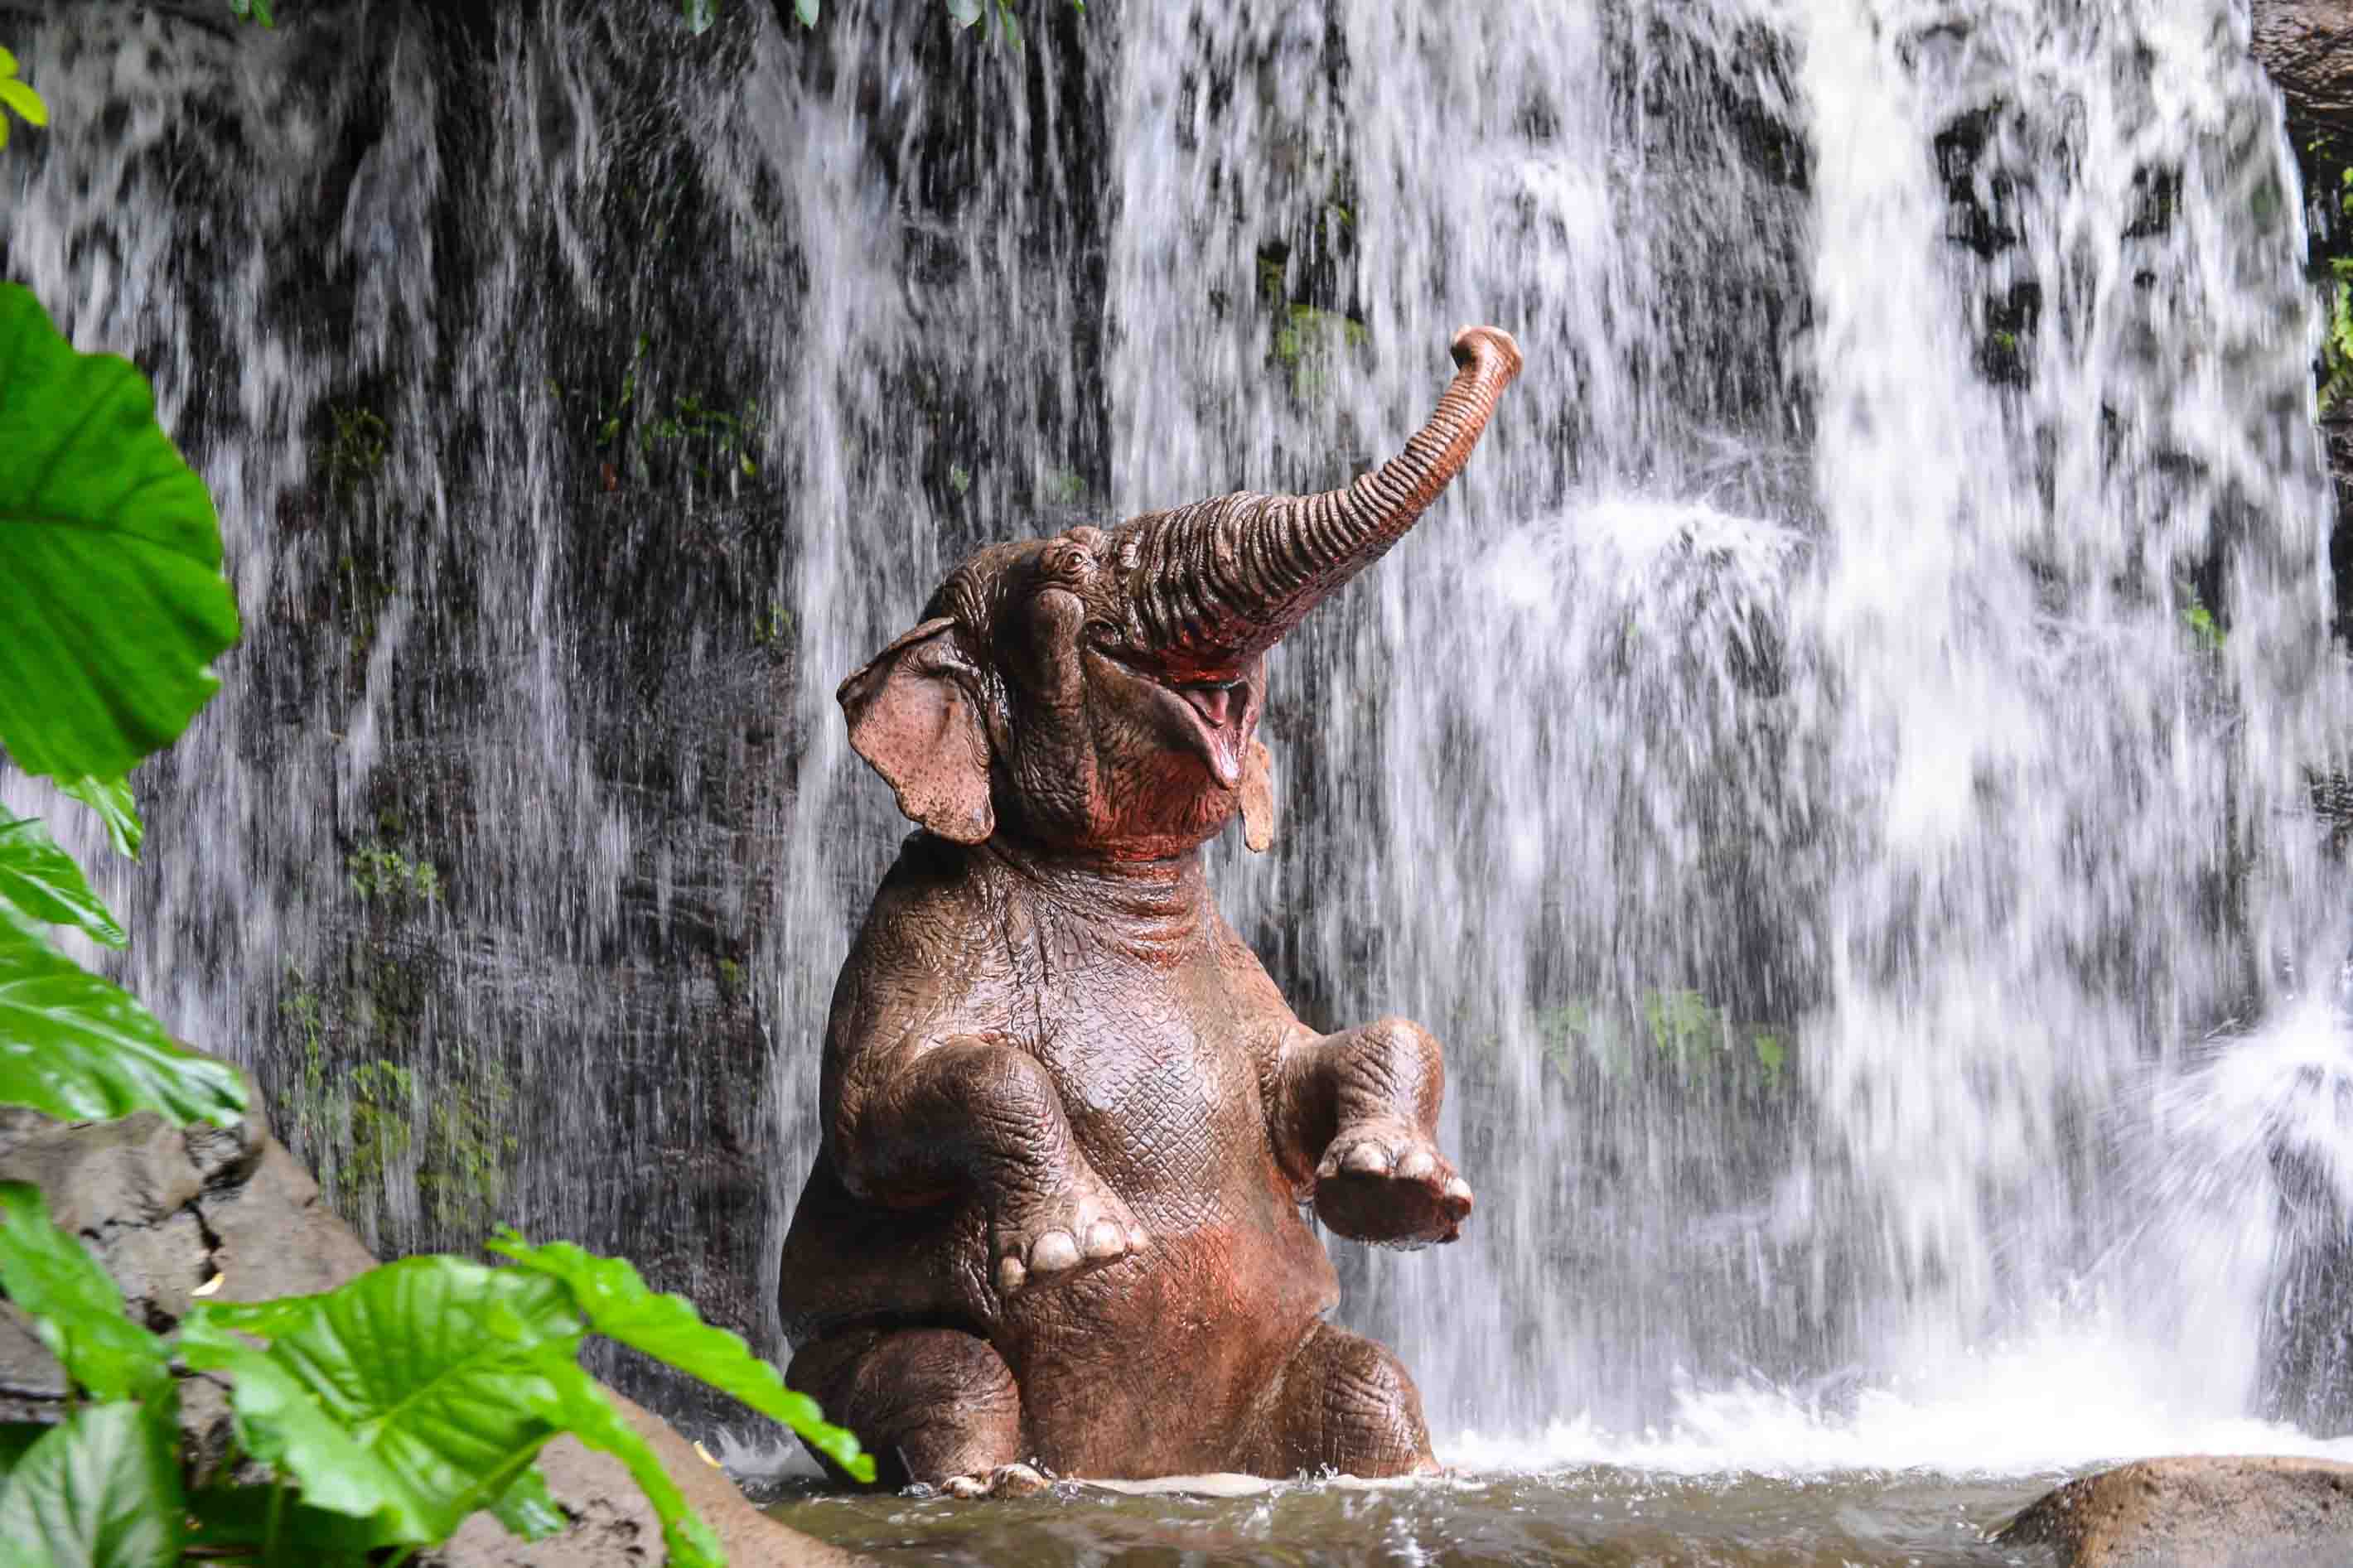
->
xmin=1039 ymin=539 xmax=1099 ymax=587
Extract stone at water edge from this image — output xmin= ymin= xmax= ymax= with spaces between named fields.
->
xmin=0 ymin=1066 xmax=867 ymax=1567
xmin=1996 ymin=1455 xmax=2353 ymax=1566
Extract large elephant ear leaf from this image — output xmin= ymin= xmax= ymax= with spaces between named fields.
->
xmin=0 ymin=1401 xmax=184 ymax=1568
xmin=57 ymin=778 xmax=143 ymax=861
xmin=0 ymin=817 xmax=124 ymax=948
xmin=0 ymin=283 xmax=239 ymax=782
xmin=0 ymin=925 xmax=249 ymax=1127
xmin=488 ymin=1232 xmax=877 ymax=1481
xmin=176 ymin=1257 xmax=586 ymax=1546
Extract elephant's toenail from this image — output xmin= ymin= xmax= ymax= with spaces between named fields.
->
xmin=997 ymin=1255 xmax=1027 ymax=1294
xmin=1126 ymin=1224 xmax=1149 ymax=1253
xmin=1030 ymin=1230 xmax=1080 ymax=1271
xmin=1396 ymin=1149 xmax=1437 ymax=1180
xmin=993 ymin=1462 xmax=1051 ymax=1497
xmin=1084 ymin=1219 xmax=1124 ymax=1259
xmin=1442 ymin=1176 xmax=1473 ymax=1202
xmin=1343 ymin=1142 xmax=1389 ymax=1175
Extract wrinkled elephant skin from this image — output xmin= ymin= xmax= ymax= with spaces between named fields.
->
xmin=779 ymin=328 xmax=1523 ymax=1487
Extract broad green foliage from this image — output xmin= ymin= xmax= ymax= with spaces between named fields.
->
xmin=0 ymin=1424 xmax=43 ymax=1476
xmin=490 ymin=1233 xmax=877 ymax=1480
xmin=0 ymin=286 xmax=247 ymax=1131
xmin=0 ymin=1195 xmax=873 ymax=1565
xmin=489 ymin=1465 xmax=568 ymax=1541
xmin=178 ymin=1267 xmax=576 ymax=1550
xmin=0 ymin=46 xmax=46 ymax=149
xmin=0 ymin=1185 xmax=172 ymax=1407
xmin=57 ymin=778 xmax=142 ymax=861
xmin=0 ymin=933 xmax=249 ymax=1126
xmin=0 ymin=1402 xmax=183 ymax=1568
xmin=0 ymin=285 xmax=239 ymax=784
xmin=0 ymin=818 xmax=125 ymax=948
xmin=0 ymin=1199 xmax=181 ymax=1568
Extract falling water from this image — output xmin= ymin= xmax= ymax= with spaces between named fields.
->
xmin=5 ymin=0 xmax=2351 ymax=1465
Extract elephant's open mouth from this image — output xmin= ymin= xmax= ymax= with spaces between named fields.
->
xmin=1085 ymin=647 xmax=1253 ymax=790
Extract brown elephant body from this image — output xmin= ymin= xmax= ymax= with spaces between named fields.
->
xmin=778 ymin=329 xmax=1523 ymax=1486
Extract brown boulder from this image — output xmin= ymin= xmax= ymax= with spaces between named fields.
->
xmin=0 ymin=1084 xmax=862 ymax=1566
xmin=1997 ymin=1455 xmax=2353 ymax=1566
xmin=2253 ymin=2 xmax=2353 ymax=134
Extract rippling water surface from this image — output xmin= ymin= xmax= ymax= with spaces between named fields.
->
xmin=769 ymin=1469 xmax=2054 ymax=1566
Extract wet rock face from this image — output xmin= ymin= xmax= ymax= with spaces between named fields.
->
xmin=2254 ymin=2 xmax=2353 ymax=133
xmin=0 ymin=1089 xmax=375 ymax=1424
xmin=1997 ymin=1456 xmax=2353 ymax=1566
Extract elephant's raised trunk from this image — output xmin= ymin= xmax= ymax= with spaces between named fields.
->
xmin=1108 ymin=326 xmax=1523 ymax=673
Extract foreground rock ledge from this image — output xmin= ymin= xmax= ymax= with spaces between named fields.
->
xmin=0 ymin=1083 xmax=862 ymax=1567
xmin=1997 ymin=1456 xmax=2353 ymax=1567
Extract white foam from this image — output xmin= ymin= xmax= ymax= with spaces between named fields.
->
xmin=1442 ymin=1326 xmax=2353 ymax=1478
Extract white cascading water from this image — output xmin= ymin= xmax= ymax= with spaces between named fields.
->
xmin=4 ymin=0 xmax=2351 ymax=1474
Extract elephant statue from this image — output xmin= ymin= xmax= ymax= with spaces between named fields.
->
xmin=778 ymin=326 xmax=1524 ymax=1487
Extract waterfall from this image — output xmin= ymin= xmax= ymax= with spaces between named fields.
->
xmin=4 ymin=0 xmax=2347 ymax=1454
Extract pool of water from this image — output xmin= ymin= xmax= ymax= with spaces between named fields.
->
xmin=767 ymin=1468 xmax=2065 ymax=1566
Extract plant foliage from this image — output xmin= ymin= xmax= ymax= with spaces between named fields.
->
xmin=0 ymin=46 xmax=46 ymax=148
xmin=0 ymin=286 xmax=248 ymax=1130
xmin=0 ymin=1187 xmax=872 ymax=1565
xmin=0 ymin=285 xmax=239 ymax=784
xmin=488 ymin=1233 xmax=875 ymax=1479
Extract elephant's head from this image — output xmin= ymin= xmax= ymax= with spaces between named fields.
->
xmin=840 ymin=326 xmax=1523 ymax=862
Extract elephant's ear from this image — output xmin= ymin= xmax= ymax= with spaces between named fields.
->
xmin=838 ymin=617 xmax=996 ymax=844
xmin=1240 ymin=738 xmax=1276 ymax=853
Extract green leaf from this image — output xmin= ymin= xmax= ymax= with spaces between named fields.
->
xmin=794 ymin=0 xmax=819 ymax=25
xmin=489 ymin=1232 xmax=876 ymax=1481
xmin=177 ymin=1258 xmax=582 ymax=1545
xmin=0 ymin=1183 xmax=172 ymax=1406
xmin=946 ymin=0 xmax=983 ymax=26
xmin=684 ymin=0 xmax=722 ymax=31
xmin=995 ymin=0 xmax=1024 ymax=50
xmin=57 ymin=778 xmax=142 ymax=861
xmin=0 ymin=921 xmax=249 ymax=1126
xmin=0 ymin=284 xmax=240 ymax=782
xmin=520 ymin=1361 xmax=722 ymax=1568
xmin=0 ymin=818 xmax=124 ymax=948
xmin=0 ymin=1402 xmax=183 ymax=1568
xmin=489 ymin=1464 xmax=567 ymax=1541
xmin=0 ymin=1422 xmax=47 ymax=1479
xmin=186 ymin=1484 xmax=404 ymax=1556
xmin=0 ymin=79 xmax=46 ymax=130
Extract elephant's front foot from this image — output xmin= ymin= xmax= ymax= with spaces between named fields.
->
xmin=939 ymin=1461 xmax=1054 ymax=1499
xmin=992 ymin=1168 xmax=1149 ymax=1295
xmin=1313 ymin=1121 xmax=1472 ymax=1247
